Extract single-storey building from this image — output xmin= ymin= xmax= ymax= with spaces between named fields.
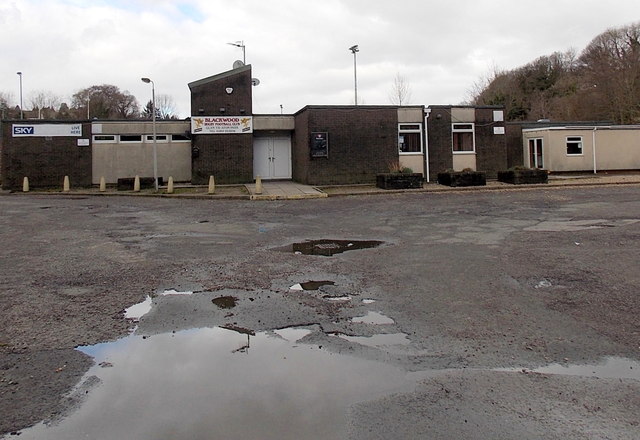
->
xmin=521 ymin=125 xmax=640 ymax=173
xmin=1 ymin=64 xmax=515 ymax=189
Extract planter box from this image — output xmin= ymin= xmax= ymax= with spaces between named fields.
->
xmin=376 ymin=173 xmax=423 ymax=190
xmin=497 ymin=169 xmax=548 ymax=185
xmin=437 ymin=171 xmax=486 ymax=187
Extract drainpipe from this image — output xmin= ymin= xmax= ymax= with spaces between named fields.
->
xmin=592 ymin=127 xmax=597 ymax=174
xmin=424 ymin=108 xmax=431 ymax=183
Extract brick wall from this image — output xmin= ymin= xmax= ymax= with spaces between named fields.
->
xmin=293 ymin=106 xmax=399 ymax=185
xmin=427 ymin=106 xmax=508 ymax=180
xmin=426 ymin=107 xmax=453 ymax=181
xmin=474 ymin=107 xmax=507 ymax=178
xmin=191 ymin=134 xmax=253 ymax=184
xmin=505 ymin=123 xmax=525 ymax=168
xmin=189 ymin=66 xmax=254 ymax=184
xmin=1 ymin=121 xmax=92 ymax=190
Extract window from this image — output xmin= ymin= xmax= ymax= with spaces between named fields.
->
xmin=452 ymin=123 xmax=475 ymax=153
xmin=566 ymin=136 xmax=583 ymax=155
xmin=120 ymin=135 xmax=142 ymax=143
xmin=398 ymin=123 xmax=422 ymax=154
xmin=171 ymin=134 xmax=190 ymax=142
xmin=93 ymin=135 xmax=116 ymax=142
xmin=145 ymin=134 xmax=168 ymax=142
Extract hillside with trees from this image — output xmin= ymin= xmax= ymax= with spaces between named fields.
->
xmin=468 ymin=22 xmax=640 ymax=124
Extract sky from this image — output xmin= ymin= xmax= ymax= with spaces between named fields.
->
xmin=1 ymin=0 xmax=638 ymax=118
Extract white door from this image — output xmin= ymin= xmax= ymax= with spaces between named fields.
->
xmin=528 ymin=138 xmax=544 ymax=169
xmin=253 ymin=136 xmax=292 ymax=179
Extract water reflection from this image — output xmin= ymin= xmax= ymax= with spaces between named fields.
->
xmin=17 ymin=327 xmax=413 ymax=440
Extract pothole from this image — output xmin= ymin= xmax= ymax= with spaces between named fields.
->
xmin=15 ymin=327 xmax=415 ymax=440
xmin=161 ymin=289 xmax=194 ymax=296
xmin=123 ymin=295 xmax=152 ymax=321
xmin=290 ymin=280 xmax=335 ymax=291
xmin=515 ymin=356 xmax=640 ymax=380
xmin=333 ymin=332 xmax=411 ymax=348
xmin=351 ymin=311 xmax=395 ymax=325
xmin=284 ymin=239 xmax=384 ymax=256
xmin=212 ymin=296 xmax=238 ymax=309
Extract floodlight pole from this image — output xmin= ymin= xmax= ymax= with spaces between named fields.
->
xmin=349 ymin=45 xmax=359 ymax=106
xmin=17 ymin=72 xmax=23 ymax=119
xmin=141 ymin=77 xmax=158 ymax=192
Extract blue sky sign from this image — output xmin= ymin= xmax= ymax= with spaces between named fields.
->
xmin=12 ymin=124 xmax=82 ymax=137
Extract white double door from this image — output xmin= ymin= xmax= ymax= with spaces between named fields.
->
xmin=253 ymin=136 xmax=292 ymax=179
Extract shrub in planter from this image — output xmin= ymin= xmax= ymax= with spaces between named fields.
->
xmin=376 ymin=161 xmax=423 ymax=189
xmin=497 ymin=167 xmax=548 ymax=184
xmin=437 ymin=169 xmax=486 ymax=187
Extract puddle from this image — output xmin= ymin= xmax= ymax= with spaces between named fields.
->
xmin=529 ymin=357 xmax=640 ymax=380
xmin=351 ymin=311 xmax=395 ymax=325
xmin=535 ymin=279 xmax=552 ymax=289
xmin=123 ymin=296 xmax=152 ymax=321
xmin=274 ymin=327 xmax=313 ymax=342
xmin=525 ymin=219 xmax=640 ymax=232
xmin=160 ymin=289 xmax=194 ymax=296
xmin=324 ymin=295 xmax=352 ymax=302
xmin=16 ymin=327 xmax=414 ymax=440
xmin=286 ymin=239 xmax=383 ymax=256
xmin=212 ymin=296 xmax=238 ymax=309
xmin=335 ymin=332 xmax=411 ymax=348
xmin=289 ymin=280 xmax=335 ymax=291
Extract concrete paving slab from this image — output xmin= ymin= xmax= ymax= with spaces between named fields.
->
xmin=245 ymin=181 xmax=328 ymax=200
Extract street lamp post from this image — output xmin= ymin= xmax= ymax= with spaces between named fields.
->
xmin=227 ymin=41 xmax=246 ymax=64
xmin=141 ymin=77 xmax=158 ymax=192
xmin=17 ymin=72 xmax=23 ymax=119
xmin=349 ymin=45 xmax=359 ymax=106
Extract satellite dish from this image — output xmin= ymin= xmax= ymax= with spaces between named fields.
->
xmin=251 ymin=78 xmax=260 ymax=86
xmin=233 ymin=60 xmax=245 ymax=69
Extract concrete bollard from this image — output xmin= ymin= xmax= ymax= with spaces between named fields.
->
xmin=255 ymin=176 xmax=263 ymax=195
xmin=63 ymin=176 xmax=70 ymax=192
xmin=133 ymin=175 xmax=141 ymax=192
xmin=22 ymin=177 xmax=29 ymax=192
xmin=208 ymin=175 xmax=215 ymax=194
xmin=167 ymin=176 xmax=174 ymax=194
xmin=99 ymin=176 xmax=106 ymax=192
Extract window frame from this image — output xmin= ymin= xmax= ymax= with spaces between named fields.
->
xmin=566 ymin=136 xmax=583 ymax=156
xmin=119 ymin=134 xmax=143 ymax=143
xmin=145 ymin=134 xmax=168 ymax=143
xmin=92 ymin=134 xmax=117 ymax=143
xmin=452 ymin=123 xmax=475 ymax=154
xmin=397 ymin=123 xmax=423 ymax=154
xmin=170 ymin=134 xmax=191 ymax=142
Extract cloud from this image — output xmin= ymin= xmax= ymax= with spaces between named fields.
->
xmin=1 ymin=0 xmax=638 ymax=117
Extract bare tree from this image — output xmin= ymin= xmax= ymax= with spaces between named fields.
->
xmin=142 ymin=94 xmax=178 ymax=120
xmin=388 ymin=72 xmax=412 ymax=106
xmin=28 ymin=90 xmax=61 ymax=118
xmin=0 ymin=91 xmax=14 ymax=118
xmin=579 ymin=22 xmax=640 ymax=124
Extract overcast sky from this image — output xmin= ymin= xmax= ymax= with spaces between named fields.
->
xmin=1 ymin=0 xmax=638 ymax=117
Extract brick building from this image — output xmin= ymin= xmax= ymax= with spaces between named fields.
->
xmin=1 ymin=64 xmax=509 ymax=189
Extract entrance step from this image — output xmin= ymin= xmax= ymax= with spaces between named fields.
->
xmin=245 ymin=181 xmax=327 ymax=200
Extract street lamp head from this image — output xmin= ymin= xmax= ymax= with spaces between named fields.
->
xmin=17 ymin=71 xmax=22 ymax=76
xmin=349 ymin=45 xmax=359 ymax=53
xmin=228 ymin=41 xmax=244 ymax=48
xmin=141 ymin=77 xmax=151 ymax=84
